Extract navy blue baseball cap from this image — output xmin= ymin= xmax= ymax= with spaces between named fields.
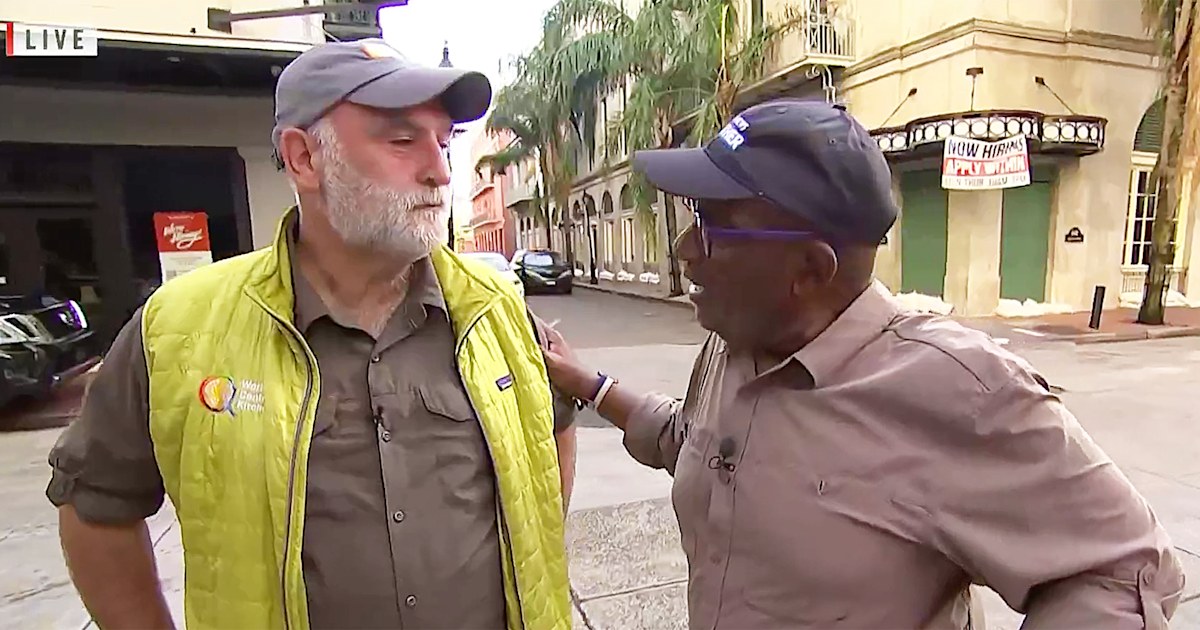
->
xmin=632 ymin=99 xmax=898 ymax=245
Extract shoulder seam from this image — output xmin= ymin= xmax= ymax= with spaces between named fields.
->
xmin=884 ymin=327 xmax=993 ymax=393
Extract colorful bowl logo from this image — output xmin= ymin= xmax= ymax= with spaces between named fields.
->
xmin=198 ymin=376 xmax=238 ymax=415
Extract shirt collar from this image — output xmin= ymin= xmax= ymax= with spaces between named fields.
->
xmin=789 ymin=280 xmax=903 ymax=388
xmin=286 ymin=216 xmax=446 ymax=333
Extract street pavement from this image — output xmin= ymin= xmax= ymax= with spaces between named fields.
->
xmin=3 ymin=290 xmax=1200 ymax=628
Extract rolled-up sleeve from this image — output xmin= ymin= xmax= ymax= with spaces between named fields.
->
xmin=46 ymin=308 xmax=165 ymax=524
xmin=623 ymin=392 xmax=686 ymax=473
xmin=622 ymin=334 xmax=717 ymax=475
xmin=929 ymin=369 xmax=1185 ymax=628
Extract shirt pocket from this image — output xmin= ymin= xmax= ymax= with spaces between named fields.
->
xmin=417 ymin=381 xmax=477 ymax=423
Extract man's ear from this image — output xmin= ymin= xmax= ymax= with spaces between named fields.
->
xmin=793 ymin=241 xmax=838 ymax=294
xmin=278 ymin=127 xmax=322 ymax=194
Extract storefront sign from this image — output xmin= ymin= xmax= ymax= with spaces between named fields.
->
xmin=941 ymin=134 xmax=1031 ymax=190
xmin=154 ymin=211 xmax=213 ymax=283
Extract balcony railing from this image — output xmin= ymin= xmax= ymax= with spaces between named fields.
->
xmin=1121 ymin=265 xmax=1184 ymax=295
xmin=504 ymin=178 xmax=537 ymax=207
xmin=802 ymin=3 xmax=854 ymax=62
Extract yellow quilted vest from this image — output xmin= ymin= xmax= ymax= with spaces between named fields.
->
xmin=140 ymin=208 xmax=571 ymax=630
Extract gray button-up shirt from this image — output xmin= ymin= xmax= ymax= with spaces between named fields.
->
xmin=624 ymin=281 xmax=1185 ymax=629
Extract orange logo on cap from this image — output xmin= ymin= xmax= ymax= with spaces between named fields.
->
xmin=361 ymin=41 xmax=402 ymax=60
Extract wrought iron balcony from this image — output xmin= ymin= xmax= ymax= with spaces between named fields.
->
xmin=871 ymin=109 xmax=1107 ymax=160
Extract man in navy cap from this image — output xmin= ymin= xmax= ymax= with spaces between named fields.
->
xmin=49 ymin=38 xmax=575 ymax=630
xmin=540 ymin=99 xmax=1183 ymax=629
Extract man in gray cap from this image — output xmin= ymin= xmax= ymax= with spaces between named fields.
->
xmin=47 ymin=38 xmax=575 ymax=630
xmin=540 ymin=98 xmax=1184 ymax=629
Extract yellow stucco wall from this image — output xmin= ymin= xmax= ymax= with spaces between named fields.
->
xmin=839 ymin=4 xmax=1165 ymax=314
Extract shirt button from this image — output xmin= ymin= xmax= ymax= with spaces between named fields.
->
xmin=392 ymin=510 xmax=406 ymax=523
xmin=381 ymin=430 xmax=392 ymax=442
xmin=405 ymin=595 xmax=417 ymax=607
xmin=371 ymin=354 xmax=381 ymax=363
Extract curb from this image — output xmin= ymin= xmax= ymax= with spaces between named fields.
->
xmin=1073 ymin=326 xmax=1200 ymax=345
xmin=573 ymin=282 xmax=694 ymax=310
xmin=572 ymin=284 xmax=1200 ymax=344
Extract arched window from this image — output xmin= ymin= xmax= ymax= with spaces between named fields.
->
xmin=1123 ymin=98 xmax=1188 ymax=293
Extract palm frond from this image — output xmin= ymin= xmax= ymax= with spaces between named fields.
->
xmin=1144 ymin=0 xmax=1180 ymax=57
xmin=475 ymin=144 xmax=532 ymax=175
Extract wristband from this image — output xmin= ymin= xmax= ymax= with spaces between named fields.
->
xmin=592 ymin=375 xmax=616 ymax=409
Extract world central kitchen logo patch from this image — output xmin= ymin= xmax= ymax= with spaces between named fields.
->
xmin=198 ymin=376 xmax=265 ymax=416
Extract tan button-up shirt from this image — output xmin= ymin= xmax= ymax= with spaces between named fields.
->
xmin=624 ymin=281 xmax=1185 ymax=629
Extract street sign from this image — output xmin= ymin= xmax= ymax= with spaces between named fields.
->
xmin=4 ymin=23 xmax=98 ymax=57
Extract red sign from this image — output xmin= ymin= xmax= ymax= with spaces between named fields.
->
xmin=154 ymin=212 xmax=212 ymax=253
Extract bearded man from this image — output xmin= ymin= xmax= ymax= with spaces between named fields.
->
xmin=46 ymin=39 xmax=576 ymax=630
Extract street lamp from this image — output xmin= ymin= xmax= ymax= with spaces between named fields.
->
xmin=439 ymin=41 xmax=462 ymax=249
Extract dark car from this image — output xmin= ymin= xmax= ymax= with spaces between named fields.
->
xmin=0 ymin=320 xmax=49 ymax=408
xmin=0 ymin=294 xmax=101 ymax=407
xmin=513 ymin=250 xmax=573 ymax=295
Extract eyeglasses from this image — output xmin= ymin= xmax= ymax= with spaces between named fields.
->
xmin=685 ymin=202 xmax=823 ymax=258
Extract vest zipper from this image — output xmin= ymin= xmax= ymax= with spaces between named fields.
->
xmin=280 ymin=328 xmax=314 ymax=630
xmin=453 ymin=299 xmax=526 ymax=630
xmin=251 ymin=296 xmax=316 ymax=630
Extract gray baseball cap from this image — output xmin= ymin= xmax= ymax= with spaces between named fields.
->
xmin=271 ymin=38 xmax=492 ymax=149
xmin=633 ymin=99 xmax=898 ymax=245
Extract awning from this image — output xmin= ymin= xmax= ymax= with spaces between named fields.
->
xmin=871 ymin=109 xmax=1107 ymax=161
xmin=0 ymin=29 xmax=308 ymax=94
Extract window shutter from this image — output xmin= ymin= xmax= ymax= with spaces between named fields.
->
xmin=1134 ymin=99 xmax=1165 ymax=154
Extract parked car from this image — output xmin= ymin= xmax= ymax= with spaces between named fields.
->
xmin=0 ymin=293 xmax=101 ymax=407
xmin=512 ymin=249 xmax=573 ymax=295
xmin=461 ymin=251 xmax=525 ymax=296
xmin=0 ymin=319 xmax=48 ymax=408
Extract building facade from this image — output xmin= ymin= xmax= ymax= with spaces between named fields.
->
xmin=470 ymin=130 xmax=518 ymax=259
xmin=853 ymin=0 xmax=1187 ymax=316
xmin=559 ymin=0 xmax=1196 ymax=317
xmin=0 ymin=1 xmax=380 ymax=343
xmin=549 ymin=0 xmax=855 ymax=293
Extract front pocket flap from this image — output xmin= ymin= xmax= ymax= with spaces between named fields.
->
xmin=418 ymin=382 xmax=476 ymax=422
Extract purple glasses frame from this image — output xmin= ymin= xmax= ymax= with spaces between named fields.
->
xmin=686 ymin=206 xmax=822 ymax=257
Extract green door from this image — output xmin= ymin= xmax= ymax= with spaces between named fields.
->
xmin=1000 ymin=180 xmax=1053 ymax=302
xmin=900 ymin=171 xmax=949 ymax=296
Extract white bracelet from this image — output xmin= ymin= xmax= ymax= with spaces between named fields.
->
xmin=592 ymin=376 xmax=616 ymax=409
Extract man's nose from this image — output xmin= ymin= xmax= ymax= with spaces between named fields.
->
xmin=675 ymin=223 xmax=701 ymax=263
xmin=423 ymin=146 xmax=452 ymax=188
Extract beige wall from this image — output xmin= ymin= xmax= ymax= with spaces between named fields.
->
xmin=5 ymin=0 xmax=324 ymax=47
xmin=849 ymin=0 xmax=1149 ymax=65
xmin=0 ymin=85 xmax=293 ymax=249
xmin=841 ymin=14 xmax=1161 ymax=313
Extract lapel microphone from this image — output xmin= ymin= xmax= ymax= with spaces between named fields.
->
xmin=708 ymin=437 xmax=737 ymax=475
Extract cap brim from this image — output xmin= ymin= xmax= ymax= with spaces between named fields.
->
xmin=631 ymin=147 xmax=755 ymax=200
xmin=347 ymin=67 xmax=492 ymax=124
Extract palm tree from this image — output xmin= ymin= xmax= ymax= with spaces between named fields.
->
xmin=1139 ymin=0 xmax=1197 ymax=324
xmin=478 ymin=27 xmax=616 ymax=269
xmin=540 ymin=0 xmax=807 ymax=296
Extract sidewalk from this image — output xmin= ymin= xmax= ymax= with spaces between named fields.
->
xmin=967 ymin=305 xmax=1200 ymax=344
xmin=577 ymin=278 xmax=1200 ymax=344
xmin=574 ymin=277 xmax=693 ymax=309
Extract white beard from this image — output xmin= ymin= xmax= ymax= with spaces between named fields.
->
xmin=317 ymin=135 xmax=449 ymax=260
